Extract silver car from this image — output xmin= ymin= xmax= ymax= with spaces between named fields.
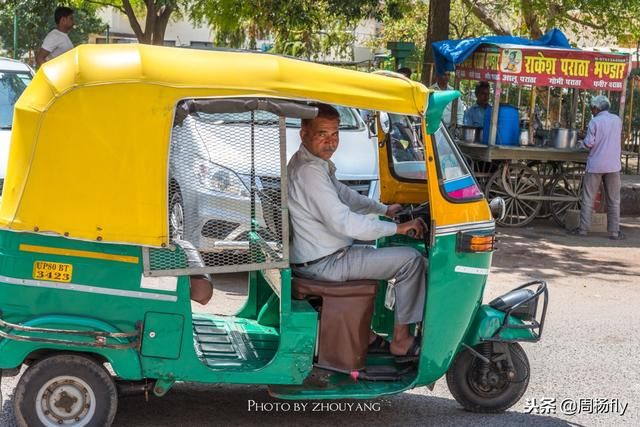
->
xmin=169 ymin=104 xmax=378 ymax=253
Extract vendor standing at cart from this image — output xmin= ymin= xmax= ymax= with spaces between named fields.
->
xmin=570 ymin=95 xmax=624 ymax=240
xmin=463 ymin=81 xmax=491 ymax=127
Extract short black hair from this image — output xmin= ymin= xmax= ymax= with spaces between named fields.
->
xmin=475 ymin=81 xmax=490 ymax=95
xmin=302 ymin=103 xmax=340 ymax=127
xmin=397 ymin=67 xmax=412 ymax=78
xmin=55 ymin=6 xmax=74 ymax=25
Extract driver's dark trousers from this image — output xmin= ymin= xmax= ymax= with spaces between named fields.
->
xmin=292 ymin=246 xmax=426 ymax=324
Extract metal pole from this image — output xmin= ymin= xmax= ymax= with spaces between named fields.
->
xmin=619 ymin=56 xmax=631 ymax=122
xmin=545 ymin=88 xmax=551 ymax=129
xmin=517 ymin=86 xmax=522 ymax=109
xmin=489 ymin=81 xmax=501 ymax=146
xmin=529 ymin=86 xmax=536 ymax=145
xmin=13 ymin=12 xmax=17 ymax=59
xmin=581 ymin=91 xmax=588 ymax=129
xmin=627 ymin=76 xmax=635 ymax=138
xmin=558 ymin=88 xmax=562 ymax=126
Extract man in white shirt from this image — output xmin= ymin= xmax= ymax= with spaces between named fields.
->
xmin=36 ymin=6 xmax=75 ymax=68
xmin=288 ymin=103 xmax=427 ymax=360
xmin=430 ymin=72 xmax=465 ymax=126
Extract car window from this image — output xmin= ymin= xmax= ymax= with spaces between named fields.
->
xmin=0 ymin=71 xmax=32 ymax=129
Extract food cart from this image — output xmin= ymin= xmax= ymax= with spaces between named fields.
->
xmin=433 ymin=33 xmax=631 ymax=226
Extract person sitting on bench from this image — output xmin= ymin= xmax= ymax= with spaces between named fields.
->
xmin=287 ymin=103 xmax=427 ymax=359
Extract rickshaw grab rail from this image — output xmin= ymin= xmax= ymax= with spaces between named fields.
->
xmin=0 ymin=315 xmax=140 ymax=349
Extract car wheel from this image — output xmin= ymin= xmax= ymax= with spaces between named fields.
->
xmin=169 ymin=189 xmax=184 ymax=241
xmin=14 ymin=354 xmax=118 ymax=427
xmin=446 ymin=342 xmax=529 ymax=413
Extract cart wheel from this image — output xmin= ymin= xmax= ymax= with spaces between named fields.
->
xmin=526 ymin=161 xmax=558 ymax=219
xmin=471 ymin=160 xmax=498 ymax=189
xmin=14 ymin=354 xmax=118 ymax=427
xmin=549 ymin=167 xmax=584 ymax=227
xmin=446 ymin=343 xmax=530 ymax=413
xmin=169 ymin=189 xmax=184 ymax=241
xmin=485 ymin=164 xmax=543 ymax=227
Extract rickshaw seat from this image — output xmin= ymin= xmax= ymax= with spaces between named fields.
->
xmin=291 ymin=277 xmax=377 ymax=372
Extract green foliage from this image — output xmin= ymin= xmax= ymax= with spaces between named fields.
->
xmin=189 ymin=0 xmax=406 ymax=59
xmin=0 ymin=0 xmax=105 ymax=60
xmin=464 ymin=0 xmax=640 ymax=42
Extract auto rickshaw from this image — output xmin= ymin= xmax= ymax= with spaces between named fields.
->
xmin=0 ymin=44 xmax=547 ymax=426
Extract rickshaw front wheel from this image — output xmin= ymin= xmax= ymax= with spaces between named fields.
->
xmin=446 ymin=342 xmax=530 ymax=413
xmin=14 ymin=353 xmax=118 ymax=427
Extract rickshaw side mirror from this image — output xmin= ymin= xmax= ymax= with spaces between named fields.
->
xmin=489 ymin=197 xmax=506 ymax=221
xmin=379 ymin=111 xmax=391 ymax=134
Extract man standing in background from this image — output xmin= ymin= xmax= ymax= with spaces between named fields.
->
xmin=35 ymin=6 xmax=75 ymax=68
xmin=569 ymin=95 xmax=624 ymax=240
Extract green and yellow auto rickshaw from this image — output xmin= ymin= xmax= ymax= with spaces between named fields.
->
xmin=0 ymin=44 xmax=547 ymax=426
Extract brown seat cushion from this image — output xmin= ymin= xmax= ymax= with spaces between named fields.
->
xmin=291 ymin=277 xmax=377 ymax=299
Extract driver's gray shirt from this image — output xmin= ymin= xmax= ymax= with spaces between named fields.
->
xmin=288 ymin=145 xmax=397 ymax=264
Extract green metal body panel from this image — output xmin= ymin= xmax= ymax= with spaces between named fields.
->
xmin=141 ymin=312 xmax=184 ymax=359
xmin=393 ymin=232 xmax=493 ymax=388
xmin=1 ymin=224 xmax=529 ymax=399
xmin=463 ymin=305 xmax=536 ymax=347
xmin=0 ymin=229 xmax=319 ymax=386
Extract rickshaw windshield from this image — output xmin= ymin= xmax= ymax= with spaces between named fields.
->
xmin=432 ymin=124 xmax=483 ymax=201
xmin=386 ymin=113 xmax=426 ymax=181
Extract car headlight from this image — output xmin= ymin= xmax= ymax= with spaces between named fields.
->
xmin=195 ymin=160 xmax=251 ymax=198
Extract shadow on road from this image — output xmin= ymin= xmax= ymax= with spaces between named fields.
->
xmin=491 ymin=217 xmax=639 ymax=281
xmin=114 ymin=383 xmax=574 ymax=427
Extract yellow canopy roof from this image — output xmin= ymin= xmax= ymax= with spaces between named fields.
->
xmin=0 ymin=44 xmax=428 ymax=247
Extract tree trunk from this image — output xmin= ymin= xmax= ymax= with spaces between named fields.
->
xmin=121 ymin=0 xmax=174 ymax=45
xmin=422 ymin=0 xmax=451 ymax=85
xmin=152 ymin=5 xmax=173 ymax=45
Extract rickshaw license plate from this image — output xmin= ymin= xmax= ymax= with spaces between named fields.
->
xmin=32 ymin=261 xmax=73 ymax=283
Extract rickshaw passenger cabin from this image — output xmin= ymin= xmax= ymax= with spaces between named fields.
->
xmin=0 ymin=44 xmax=547 ymax=426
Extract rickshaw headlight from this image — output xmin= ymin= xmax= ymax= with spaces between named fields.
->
xmin=196 ymin=161 xmax=250 ymax=198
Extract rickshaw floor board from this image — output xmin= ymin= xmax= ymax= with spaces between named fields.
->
xmin=192 ymin=314 xmax=279 ymax=370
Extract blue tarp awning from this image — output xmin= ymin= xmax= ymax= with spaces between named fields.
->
xmin=432 ymin=29 xmax=572 ymax=75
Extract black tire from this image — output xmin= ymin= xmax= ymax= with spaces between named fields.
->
xmin=14 ymin=354 xmax=118 ymax=427
xmin=446 ymin=343 xmax=530 ymax=413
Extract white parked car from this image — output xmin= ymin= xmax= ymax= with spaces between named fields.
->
xmin=0 ymin=57 xmax=34 ymax=194
xmin=169 ymin=102 xmax=379 ymax=252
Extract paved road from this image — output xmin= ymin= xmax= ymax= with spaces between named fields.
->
xmin=2 ymin=218 xmax=639 ymax=426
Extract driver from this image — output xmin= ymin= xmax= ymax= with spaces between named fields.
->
xmin=288 ymin=103 xmax=427 ymax=360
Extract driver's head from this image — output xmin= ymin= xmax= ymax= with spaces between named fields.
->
xmin=301 ymin=104 xmax=340 ymax=161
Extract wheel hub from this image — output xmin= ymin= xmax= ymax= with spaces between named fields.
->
xmin=36 ymin=376 xmax=96 ymax=426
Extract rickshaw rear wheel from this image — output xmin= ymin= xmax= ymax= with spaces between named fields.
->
xmin=446 ymin=342 xmax=529 ymax=413
xmin=14 ymin=353 xmax=118 ymax=427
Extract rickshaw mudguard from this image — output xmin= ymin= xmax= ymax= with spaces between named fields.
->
xmin=0 ymin=314 xmax=143 ymax=379
xmin=462 ymin=305 xmax=536 ymax=347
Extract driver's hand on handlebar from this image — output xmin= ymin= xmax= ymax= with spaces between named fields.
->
xmin=385 ymin=203 xmax=403 ymax=218
xmin=396 ymin=218 xmax=427 ymax=239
